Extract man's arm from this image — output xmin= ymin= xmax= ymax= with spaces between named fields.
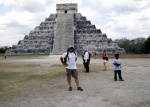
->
xmin=60 ymin=57 xmax=68 ymax=67
xmin=60 ymin=57 xmax=64 ymax=64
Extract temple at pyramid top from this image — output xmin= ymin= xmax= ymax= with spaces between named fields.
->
xmin=6 ymin=3 xmax=125 ymax=55
xmin=56 ymin=3 xmax=78 ymax=13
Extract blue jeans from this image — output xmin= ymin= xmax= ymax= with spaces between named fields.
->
xmin=84 ymin=60 xmax=89 ymax=72
xmin=114 ymin=70 xmax=123 ymax=80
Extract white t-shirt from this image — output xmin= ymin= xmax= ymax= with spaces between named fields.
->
xmin=62 ymin=52 xmax=77 ymax=69
xmin=84 ymin=52 xmax=89 ymax=61
xmin=113 ymin=59 xmax=121 ymax=70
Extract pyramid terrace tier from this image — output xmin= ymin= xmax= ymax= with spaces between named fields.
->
xmin=76 ymin=29 xmax=101 ymax=34
xmin=24 ymin=35 xmax=54 ymax=40
xmin=76 ymin=25 xmax=96 ymax=29
xmin=29 ymin=31 xmax=54 ymax=35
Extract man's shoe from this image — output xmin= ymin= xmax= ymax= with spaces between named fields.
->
xmin=69 ymin=87 xmax=72 ymax=91
xmin=120 ymin=79 xmax=124 ymax=81
xmin=77 ymin=87 xmax=83 ymax=91
xmin=114 ymin=79 xmax=117 ymax=81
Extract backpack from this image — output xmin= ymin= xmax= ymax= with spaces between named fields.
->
xmin=64 ymin=48 xmax=76 ymax=64
xmin=88 ymin=52 xmax=91 ymax=61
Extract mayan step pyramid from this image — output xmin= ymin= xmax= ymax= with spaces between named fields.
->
xmin=6 ymin=3 xmax=125 ymax=55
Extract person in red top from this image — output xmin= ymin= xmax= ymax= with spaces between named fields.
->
xmin=102 ymin=50 xmax=107 ymax=71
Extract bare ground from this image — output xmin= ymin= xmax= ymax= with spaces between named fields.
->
xmin=0 ymin=55 xmax=150 ymax=107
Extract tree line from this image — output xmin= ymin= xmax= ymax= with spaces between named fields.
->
xmin=0 ymin=46 xmax=9 ymax=54
xmin=115 ymin=36 xmax=150 ymax=54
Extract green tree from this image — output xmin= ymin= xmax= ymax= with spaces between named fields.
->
xmin=115 ymin=38 xmax=130 ymax=53
xmin=131 ymin=37 xmax=146 ymax=54
xmin=115 ymin=37 xmax=146 ymax=54
xmin=0 ymin=46 xmax=9 ymax=53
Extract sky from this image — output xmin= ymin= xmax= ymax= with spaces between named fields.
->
xmin=0 ymin=0 xmax=150 ymax=47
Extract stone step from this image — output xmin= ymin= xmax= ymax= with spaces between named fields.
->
xmin=52 ymin=13 xmax=74 ymax=54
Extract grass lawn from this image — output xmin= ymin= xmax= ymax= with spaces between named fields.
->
xmin=0 ymin=54 xmax=49 ymax=59
xmin=78 ymin=53 xmax=150 ymax=59
xmin=0 ymin=62 xmax=64 ymax=100
xmin=0 ymin=54 xmax=149 ymax=100
xmin=0 ymin=55 xmax=102 ymax=100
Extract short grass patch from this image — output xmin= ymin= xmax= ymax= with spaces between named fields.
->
xmin=0 ymin=61 xmax=65 ymax=100
xmin=78 ymin=54 xmax=150 ymax=59
xmin=0 ymin=60 xmax=103 ymax=100
xmin=1 ymin=54 xmax=148 ymax=100
xmin=0 ymin=54 xmax=49 ymax=60
xmin=77 ymin=63 xmax=104 ymax=73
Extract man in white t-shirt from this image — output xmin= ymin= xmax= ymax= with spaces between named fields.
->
xmin=60 ymin=46 xmax=83 ymax=91
xmin=83 ymin=49 xmax=90 ymax=73
xmin=113 ymin=54 xmax=124 ymax=81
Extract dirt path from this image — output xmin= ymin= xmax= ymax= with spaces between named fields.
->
xmin=1 ymin=55 xmax=150 ymax=107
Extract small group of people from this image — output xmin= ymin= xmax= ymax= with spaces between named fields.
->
xmin=60 ymin=46 xmax=124 ymax=91
xmin=102 ymin=50 xmax=124 ymax=81
xmin=82 ymin=50 xmax=108 ymax=72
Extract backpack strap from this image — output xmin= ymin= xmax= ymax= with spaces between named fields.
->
xmin=88 ymin=52 xmax=91 ymax=61
xmin=73 ymin=51 xmax=76 ymax=56
xmin=64 ymin=51 xmax=76 ymax=63
xmin=64 ymin=51 xmax=69 ymax=64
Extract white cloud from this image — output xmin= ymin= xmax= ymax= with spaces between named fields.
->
xmin=0 ymin=11 xmax=35 ymax=25
xmin=88 ymin=0 xmax=150 ymax=40
xmin=0 ymin=10 xmax=37 ymax=46
xmin=1 ymin=0 xmax=16 ymax=7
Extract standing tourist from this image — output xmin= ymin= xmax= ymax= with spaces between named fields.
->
xmin=113 ymin=54 xmax=124 ymax=81
xmin=93 ymin=51 xmax=96 ymax=59
xmin=102 ymin=50 xmax=108 ymax=71
xmin=60 ymin=46 xmax=83 ymax=91
xmin=83 ymin=49 xmax=91 ymax=73
xmin=4 ymin=54 xmax=7 ymax=59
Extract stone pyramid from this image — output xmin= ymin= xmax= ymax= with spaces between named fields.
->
xmin=6 ymin=3 xmax=125 ymax=55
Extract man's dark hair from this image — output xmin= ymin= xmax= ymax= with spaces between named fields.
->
xmin=115 ymin=54 xmax=119 ymax=58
